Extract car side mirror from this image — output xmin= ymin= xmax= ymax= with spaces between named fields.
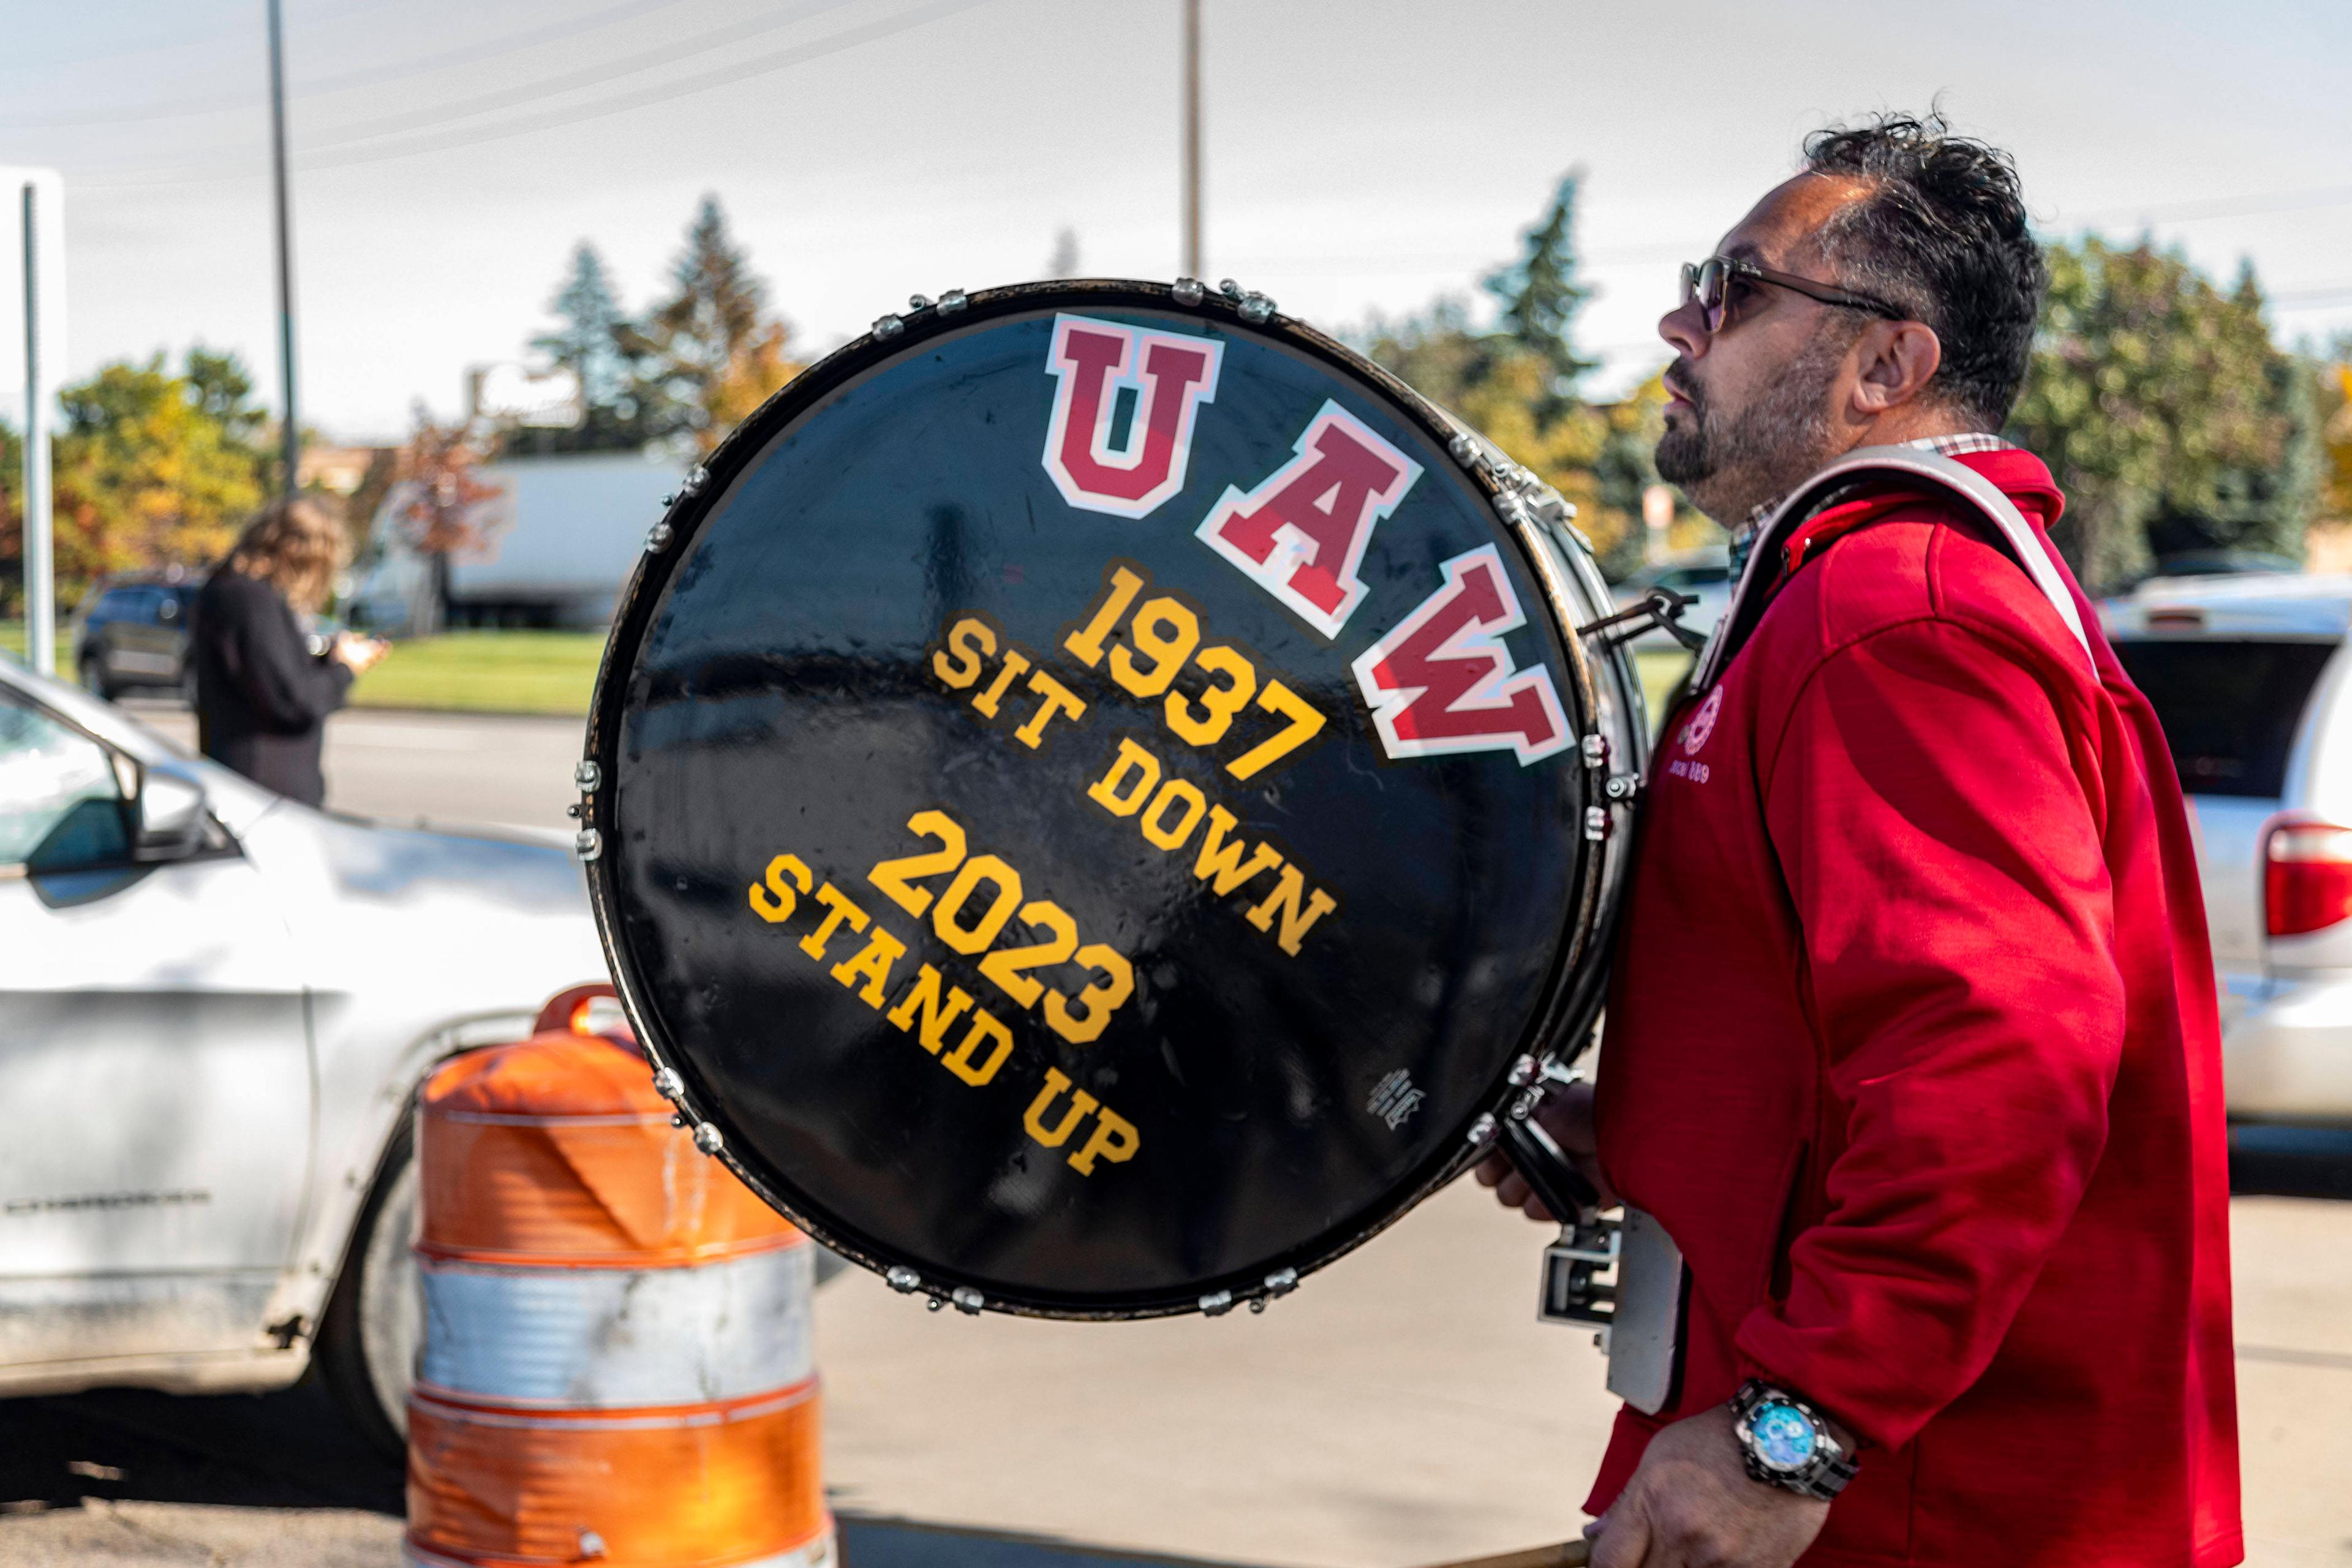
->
xmin=135 ymin=768 xmax=211 ymax=861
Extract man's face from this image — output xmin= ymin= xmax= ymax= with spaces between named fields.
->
xmin=1654 ymin=175 xmax=1871 ymax=525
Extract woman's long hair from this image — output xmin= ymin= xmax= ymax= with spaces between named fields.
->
xmin=224 ymin=498 xmax=347 ymax=614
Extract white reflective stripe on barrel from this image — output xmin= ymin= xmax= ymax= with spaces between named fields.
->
xmin=405 ymin=1534 xmax=837 ymax=1568
xmin=416 ymin=1240 xmax=813 ymax=1408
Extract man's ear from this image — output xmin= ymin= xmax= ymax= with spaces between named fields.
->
xmin=1849 ymin=320 xmax=1942 ymax=414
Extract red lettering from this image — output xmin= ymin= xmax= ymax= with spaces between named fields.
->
xmin=1195 ymin=401 xmax=1420 ymax=638
xmin=1041 ymin=315 xmax=1222 ymax=519
xmin=1350 ymin=545 xmax=1572 ymax=766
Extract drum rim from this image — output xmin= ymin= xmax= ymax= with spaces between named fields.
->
xmin=579 ymin=278 xmax=1645 ymax=1319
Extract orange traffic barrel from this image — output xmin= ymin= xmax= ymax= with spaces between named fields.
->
xmin=405 ymin=987 xmax=831 ymax=1568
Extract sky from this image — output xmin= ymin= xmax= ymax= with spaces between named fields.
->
xmin=2 ymin=0 xmax=2348 ymax=442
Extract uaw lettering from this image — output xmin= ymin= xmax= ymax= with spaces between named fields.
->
xmin=596 ymin=279 xmax=1642 ymax=1321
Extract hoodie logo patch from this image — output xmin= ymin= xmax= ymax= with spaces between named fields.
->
xmin=1679 ymin=686 xmax=1723 ymax=756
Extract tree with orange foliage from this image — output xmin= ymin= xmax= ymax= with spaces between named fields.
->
xmin=393 ymin=405 xmax=505 ymax=636
xmin=641 ymin=196 xmax=803 ymax=451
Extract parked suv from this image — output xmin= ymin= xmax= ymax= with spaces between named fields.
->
xmin=2104 ymin=574 xmax=2352 ymax=1126
xmin=73 ymin=573 xmax=202 ymax=701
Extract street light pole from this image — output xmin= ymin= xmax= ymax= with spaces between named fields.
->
xmin=21 ymin=182 xmax=53 ymax=676
xmin=266 ymin=0 xmax=300 ymax=502
xmin=1180 ymin=0 xmax=1201 ymax=280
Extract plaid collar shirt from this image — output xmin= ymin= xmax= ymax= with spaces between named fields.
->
xmin=1726 ymin=432 xmax=2018 ymax=581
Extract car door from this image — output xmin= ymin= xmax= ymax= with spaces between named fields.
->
xmin=110 ymin=587 xmax=186 ymax=689
xmin=0 ymin=688 xmax=314 ymax=1368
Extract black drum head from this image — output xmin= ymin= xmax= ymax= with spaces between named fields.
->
xmin=586 ymin=281 xmax=1608 ymax=1317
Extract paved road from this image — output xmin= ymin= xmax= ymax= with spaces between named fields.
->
xmin=9 ymin=706 xmax=2352 ymax=1566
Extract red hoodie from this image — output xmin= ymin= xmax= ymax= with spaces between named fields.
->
xmin=1588 ymin=447 xmax=2241 ymax=1567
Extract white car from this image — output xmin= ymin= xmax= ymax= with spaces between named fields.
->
xmin=0 ymin=653 xmax=608 ymax=1453
xmin=2105 ymin=574 xmax=2352 ymax=1125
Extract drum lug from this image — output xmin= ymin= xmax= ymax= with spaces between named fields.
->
xmin=692 ymin=1121 xmax=725 ymax=1156
xmin=1466 ymin=1112 xmax=1499 ymax=1147
xmin=885 ymin=1266 xmax=922 ymax=1295
xmin=1214 ymin=278 xmax=1277 ymax=323
xmin=872 ymin=312 xmax=906 ymax=340
xmin=643 ymin=521 xmax=673 ymax=554
xmin=1507 ymin=1054 xmax=1540 ymax=1088
xmin=951 ymin=1287 xmax=986 ymax=1315
xmin=1583 ymin=807 xmax=1610 ymax=842
xmin=573 ymin=759 xmax=601 ymax=792
xmin=573 ymin=827 xmax=603 ymax=861
xmin=1171 ymin=277 xmax=1206 ymax=306
xmin=937 ymin=288 xmax=969 ymax=315
xmin=1199 ymin=1289 xmax=1236 ymax=1316
xmin=650 ymin=1067 xmax=683 ymax=1101
xmin=1580 ymin=733 xmax=1610 ymax=770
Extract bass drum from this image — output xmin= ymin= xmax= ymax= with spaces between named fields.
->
xmin=582 ymin=280 xmax=1646 ymax=1319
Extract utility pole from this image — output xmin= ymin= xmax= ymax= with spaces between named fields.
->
xmin=266 ymin=0 xmax=300 ymax=502
xmin=1180 ymin=0 xmax=1201 ymax=280
xmin=21 ymin=181 xmax=53 ymax=676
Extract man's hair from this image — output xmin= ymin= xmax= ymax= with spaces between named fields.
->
xmin=1800 ymin=111 xmax=2046 ymax=429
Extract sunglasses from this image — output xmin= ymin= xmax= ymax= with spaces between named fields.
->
xmin=1678 ymin=255 xmax=1907 ymax=333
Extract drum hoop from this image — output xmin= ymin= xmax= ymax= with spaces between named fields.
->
xmin=579 ymin=279 xmax=1645 ymax=1317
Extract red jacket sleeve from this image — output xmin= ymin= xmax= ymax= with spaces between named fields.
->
xmin=1736 ymin=617 xmax=2123 ymax=1450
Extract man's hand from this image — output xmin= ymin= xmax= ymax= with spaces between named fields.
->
xmin=1471 ymin=1077 xmax=1616 ymax=1219
xmin=1583 ymin=1406 xmax=1829 ymax=1568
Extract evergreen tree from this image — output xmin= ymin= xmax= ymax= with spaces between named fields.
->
xmin=644 ymin=195 xmax=800 ymax=449
xmin=1484 ymin=169 xmax=1597 ymax=396
xmin=529 ymin=243 xmax=657 ymax=453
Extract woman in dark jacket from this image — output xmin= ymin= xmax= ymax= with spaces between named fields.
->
xmin=194 ymin=498 xmax=386 ymax=805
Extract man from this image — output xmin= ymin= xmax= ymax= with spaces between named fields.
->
xmin=1478 ymin=115 xmax=2240 ymax=1567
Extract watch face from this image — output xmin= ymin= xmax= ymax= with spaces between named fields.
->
xmin=1751 ymin=1402 xmax=1819 ymax=1471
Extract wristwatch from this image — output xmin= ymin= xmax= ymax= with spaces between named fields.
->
xmin=1729 ymin=1379 xmax=1858 ymax=1501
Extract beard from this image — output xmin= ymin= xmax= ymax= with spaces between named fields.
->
xmin=1655 ymin=327 xmax=1858 ymax=524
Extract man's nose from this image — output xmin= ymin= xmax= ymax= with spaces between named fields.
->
xmin=1660 ymin=297 xmax=1707 ymax=361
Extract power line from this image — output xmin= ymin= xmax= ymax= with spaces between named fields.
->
xmin=0 ymin=0 xmax=711 ymax=129
xmin=303 ymin=0 xmax=869 ymax=151
xmin=83 ymin=0 xmax=994 ymax=187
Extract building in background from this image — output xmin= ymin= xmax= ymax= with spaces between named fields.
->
xmin=349 ymin=449 xmax=684 ymax=632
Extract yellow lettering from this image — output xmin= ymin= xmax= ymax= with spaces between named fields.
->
xmin=1191 ymin=808 xmax=1283 ymax=896
xmin=748 ymin=853 xmax=812 ymax=922
xmin=940 ymin=1008 xmax=1016 ymax=1087
xmin=798 ymin=882 xmax=870 ymax=960
xmin=1242 ymin=865 xmax=1340 ymax=957
xmin=1012 ymin=669 xmax=1089 ymax=749
xmin=829 ymin=924 xmax=906 ymax=1008
xmin=1022 ymin=1067 xmax=1099 ymax=1148
xmin=1140 ymin=778 xmax=1208 ymax=851
xmin=886 ymin=965 xmax=976 ymax=1054
xmin=1085 ymin=737 xmax=1161 ymax=817
xmin=971 ymin=649 xmax=1034 ymax=717
xmin=931 ymin=616 xmax=995 ymax=688
xmin=1067 ymin=1106 xmax=1139 ymax=1175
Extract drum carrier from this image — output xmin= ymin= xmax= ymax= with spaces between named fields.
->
xmin=576 ymin=279 xmax=1662 ymax=1323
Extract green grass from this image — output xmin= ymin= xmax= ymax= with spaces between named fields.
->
xmin=1633 ymin=647 xmax=1695 ymax=734
xmin=347 ymin=630 xmax=608 ymax=716
xmin=0 ymin=622 xmax=75 ymax=676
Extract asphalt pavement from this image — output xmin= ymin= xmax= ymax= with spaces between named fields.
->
xmin=9 ymin=705 xmax=2352 ymax=1566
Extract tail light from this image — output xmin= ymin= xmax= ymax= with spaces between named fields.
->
xmin=2265 ymin=821 xmax=2352 ymax=937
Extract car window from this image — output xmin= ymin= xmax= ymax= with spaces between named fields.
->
xmin=89 ymin=588 xmax=140 ymax=622
xmin=2111 ymin=638 xmax=2339 ymax=799
xmin=0 ymin=699 xmax=130 ymax=870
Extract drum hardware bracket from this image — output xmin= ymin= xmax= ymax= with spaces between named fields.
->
xmin=656 ymin=468 xmax=707 ymax=508
xmin=951 ymin=1287 xmax=986 ymax=1315
xmin=1604 ymin=772 xmax=1642 ymax=802
xmin=886 ymin=1266 xmax=921 ymax=1293
xmin=692 ymin=1121 xmax=725 ymax=1156
xmin=1583 ymin=807 xmax=1610 ymax=842
xmin=1465 ymin=1112 xmax=1499 ymax=1147
xmin=1499 ymin=1112 xmax=1619 ymax=1342
xmin=1172 ymin=276 xmax=1206 ymax=306
xmin=937 ymin=288 xmax=968 ymax=315
xmin=572 ymin=827 xmax=602 ymax=861
xmin=643 ymin=522 xmax=674 ymax=554
xmin=1245 ymin=1267 xmax=1301 ymax=1315
xmin=574 ymin=760 xmax=601 ymax=792
xmin=650 ymin=1067 xmax=683 ymax=1101
xmin=1579 ymin=733 xmax=1610 ymax=770
xmin=1214 ymin=277 xmax=1277 ymax=323
xmin=1199 ymin=1289 xmax=1236 ymax=1316
xmin=873 ymin=312 xmax=907 ymax=340
xmin=1577 ymin=587 xmax=1706 ymax=654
